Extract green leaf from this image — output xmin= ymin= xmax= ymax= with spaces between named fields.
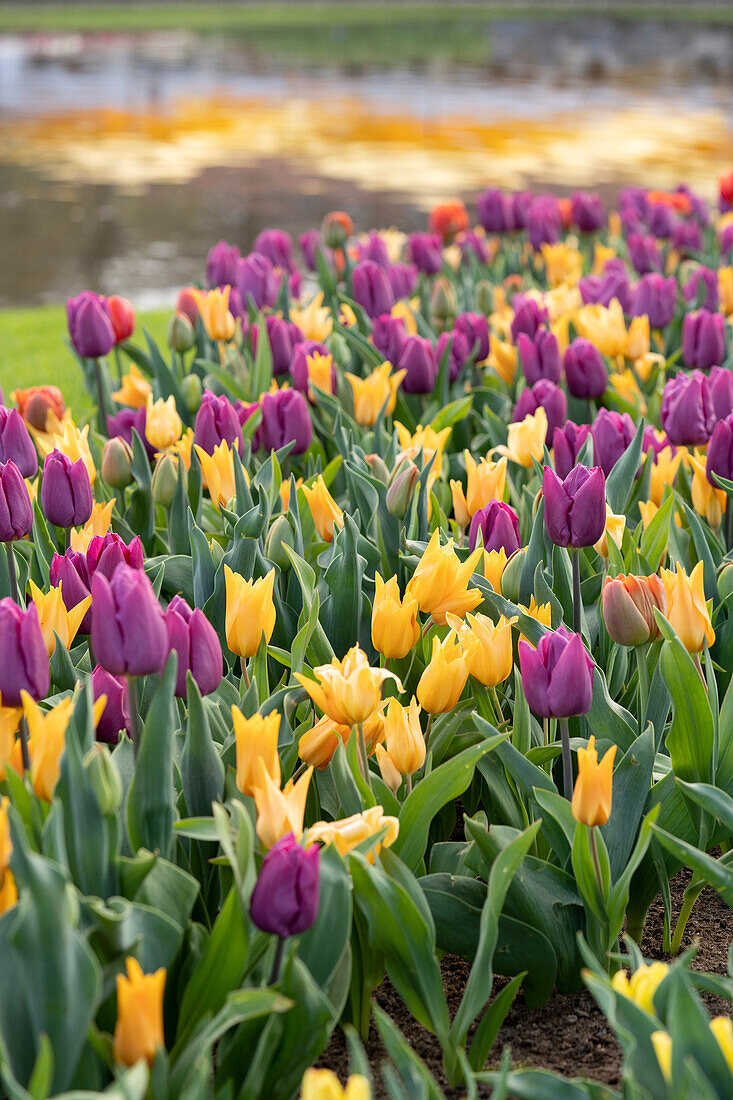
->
xmin=651 ymin=825 xmax=733 ymax=906
xmin=467 ymin=972 xmax=526 ymax=1072
xmin=639 ymin=491 xmax=674 ymax=573
xmin=127 ymin=656 xmax=178 ymax=858
xmin=606 ymin=420 xmax=645 ymax=515
xmin=658 ymin=627 xmax=715 ymax=784
xmin=180 ymin=675 xmax=225 ymax=818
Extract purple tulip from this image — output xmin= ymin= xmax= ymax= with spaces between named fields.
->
xmin=457 ymin=230 xmax=489 ymax=264
xmin=256 ymin=316 xmax=303 ymax=377
xmin=571 ymin=191 xmax=605 ymax=233
xmin=355 ymin=231 xmax=390 ymax=267
xmin=707 ymin=415 xmax=733 ymax=485
xmin=258 ymin=389 xmax=312 ymax=455
xmin=513 ymin=379 xmax=567 ymax=439
xmin=0 ymin=460 xmax=33 ymax=542
xmin=0 ymin=408 xmax=37 ymax=479
xmin=66 ymin=292 xmax=115 ymax=359
xmin=677 ymin=185 xmax=709 ymax=225
xmin=164 ymin=595 xmax=223 ymax=698
xmin=41 ymin=450 xmax=93 ymax=529
xmin=578 ymin=261 xmax=632 ymax=312
xmin=552 ymin=421 xmax=591 ymax=480
xmin=527 ymin=195 xmax=561 ymax=251
xmin=454 ymin=312 xmax=490 ymax=363
xmin=206 ymin=240 xmax=240 ymax=289
xmin=510 ymin=297 xmax=548 ymax=342
xmin=627 ymin=233 xmax=662 ymax=275
xmin=543 ymin=464 xmax=606 ymax=549
xmin=683 ymin=267 xmax=719 ymax=312
xmin=517 ymin=329 xmax=562 ymax=387
xmin=253 ymin=228 xmax=295 ymax=273
xmin=407 ymin=232 xmax=443 ymax=275
xmin=563 ymin=339 xmax=607 ymax=400
xmin=720 ymin=223 xmax=733 ymax=258
xmin=290 ymin=340 xmax=336 ymax=397
xmin=87 ymin=532 xmax=144 ymax=581
xmin=236 ymin=252 xmax=281 ymax=311
xmin=352 ymin=260 xmax=394 ymax=318
xmin=641 ymin=426 xmax=673 ymax=460
xmin=0 ymin=599 xmax=49 ymax=706
xmin=660 ymin=370 xmax=715 ymax=446
xmin=646 ymin=202 xmax=676 ymax=239
xmin=249 ymin=832 xmax=320 ymax=938
xmin=372 ymin=314 xmax=406 ymax=366
xmin=619 ymin=187 xmax=649 ymax=222
xmin=512 ymin=191 xmax=533 ymax=229
xmin=437 ymin=329 xmax=470 ymax=382
xmin=387 ymin=262 xmax=418 ymax=299
xmin=91 ymin=564 xmax=168 ymax=677
xmin=50 ymin=549 xmax=92 ymax=632
xmin=398 ymin=335 xmax=438 ymax=395
xmin=631 ymin=274 xmax=677 ymax=329
xmin=107 ymin=406 xmax=155 ymax=459
xmin=591 ymin=409 xmax=636 ymax=476
xmin=477 ymin=188 xmax=514 ymax=233
xmin=710 ymin=366 xmax=733 ymax=421
xmin=91 ymin=665 xmax=131 ymax=743
xmin=519 ymin=625 xmax=594 ymax=719
xmin=469 ymin=500 xmax=521 ymax=555
xmin=672 ymin=219 xmax=703 ymax=256
xmin=299 ymin=229 xmax=322 ymax=272
xmin=682 ymin=309 xmax=725 ymax=369
xmin=194 ymin=391 xmax=244 ymax=455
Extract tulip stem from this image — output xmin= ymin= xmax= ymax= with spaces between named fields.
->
xmin=356 ymin=722 xmax=370 ymax=787
xmin=18 ymin=715 xmax=30 ymax=774
xmin=424 ymin=714 xmax=434 ymax=750
xmin=113 ymin=346 xmax=124 ymax=385
xmin=4 ymin=543 xmax=18 ymax=606
xmin=589 ymin=826 xmax=604 ymax=900
xmin=405 ymin=773 xmax=412 ymax=797
xmin=127 ymin=675 xmax=141 ymax=758
xmin=491 ymin=687 xmax=504 ymax=726
xmin=559 ymin=717 xmax=573 ymax=801
xmin=241 ymin=660 xmax=251 ymax=691
xmin=635 ymin=645 xmax=649 ymax=738
xmin=571 ymin=548 xmax=581 ymax=636
xmin=94 ymin=358 xmax=108 ymax=436
xmin=270 ymin=935 xmax=286 ymax=985
xmin=63 ymin=527 xmax=71 ymax=553
xmin=727 ymin=504 xmax=733 ymax=551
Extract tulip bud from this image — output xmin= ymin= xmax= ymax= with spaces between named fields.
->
xmin=0 ymin=460 xmax=33 ymax=542
xmin=0 ymin=407 xmax=37 ymax=479
xmin=168 ymin=310 xmax=195 ymax=353
xmin=364 ymin=453 xmax=390 ymax=484
xmin=718 ymin=561 xmax=733 ymax=602
xmin=518 ymin=625 xmax=594 ymax=719
xmin=84 ymin=743 xmax=123 ymax=815
xmin=41 ymin=450 xmax=93 ymax=529
xmin=151 ymin=453 xmax=180 ymax=508
xmin=91 ymin=664 xmax=131 ymax=742
xmin=543 ymin=464 xmax=606 ymax=549
xmin=0 ymin=599 xmax=49 ymax=705
xmin=430 ymin=277 xmax=458 ymax=323
xmin=164 ymin=595 xmax=223 ymax=698
xmin=321 ymin=210 xmax=352 ymax=250
xmin=180 ymin=373 xmax=203 ymax=414
xmin=475 ymin=279 xmax=494 ymax=316
xmin=91 ymin=565 xmax=169 ymax=677
xmin=386 ymin=462 xmax=418 ymax=517
xmin=500 ymin=547 xmax=526 ymax=603
xmin=602 ymin=574 xmax=667 ymax=647
xmin=571 ymin=735 xmax=616 ymax=827
xmin=265 ymin=514 xmax=295 ymax=571
xmin=101 ymin=437 xmax=133 ymax=489
xmin=250 ymin=832 xmax=320 ymax=938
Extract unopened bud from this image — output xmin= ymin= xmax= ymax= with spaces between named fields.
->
xmin=168 ymin=310 xmax=195 ymax=353
xmin=430 ymin=277 xmax=458 ymax=323
xmin=476 ymin=279 xmax=494 ymax=316
xmin=101 ymin=436 xmax=133 ymax=489
xmin=602 ymin=574 xmax=667 ymax=647
xmin=365 ymin=453 xmax=390 ymax=484
xmin=500 ymin=547 xmax=526 ymax=603
xmin=386 ymin=462 xmax=418 ymax=517
xmin=152 ymin=453 xmax=180 ymax=508
xmin=322 ymin=211 xmax=353 ymax=251
xmin=180 ymin=373 xmax=203 ymax=414
xmin=265 ymin=514 xmax=296 ymax=571
xmin=718 ymin=560 xmax=733 ymax=602
xmin=84 ymin=743 xmax=123 ymax=816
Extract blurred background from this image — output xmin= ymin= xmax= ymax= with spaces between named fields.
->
xmin=1 ymin=1 xmax=733 ymax=308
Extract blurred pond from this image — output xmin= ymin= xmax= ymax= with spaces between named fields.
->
xmin=2 ymin=18 xmax=733 ymax=306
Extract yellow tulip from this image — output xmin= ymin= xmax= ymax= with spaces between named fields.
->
xmin=195 ymin=439 xmax=241 ymax=511
xmin=346 ymin=362 xmax=405 ymax=426
xmin=298 ymin=715 xmax=343 ymax=769
xmin=575 ymin=299 xmax=627 ymax=358
xmin=649 ymin=445 xmax=685 ymax=507
xmin=689 ymin=450 xmax=726 ymax=528
xmin=300 ymin=1068 xmax=371 ymax=1100
xmin=416 ymin=630 xmax=477 ymax=714
xmin=375 ymin=742 xmax=402 ymax=793
xmin=162 ymin=427 xmax=194 ymax=471
xmin=406 ymin=531 xmax=483 ymax=625
xmin=233 ymin=707 xmax=280 ymax=797
xmin=251 ymin=757 xmax=313 ymax=848
xmin=70 ymin=499 xmax=115 ymax=553
xmin=624 ymin=314 xmax=650 ymax=360
xmin=719 ymin=267 xmax=733 ymax=316
xmin=495 ymin=407 xmax=548 ymax=467
xmin=307 ymin=805 xmax=399 ymax=862
xmin=225 ymin=566 xmax=276 ymax=658
xmin=483 ymin=547 xmax=508 ymax=593
xmin=661 ymin=561 xmax=715 ymax=652
xmin=395 ymin=422 xmax=451 ymax=482
xmin=608 ymin=369 xmax=647 ymax=414
xmin=371 ymin=573 xmax=420 ymax=659
xmin=650 ymin=1031 xmax=672 ymax=1082
xmin=145 ymin=395 xmax=182 ymax=452
xmin=305 ymin=350 xmax=335 ymax=399
xmin=593 ymin=504 xmax=626 ymax=559
xmin=0 ymin=702 xmax=21 ymax=781
xmin=112 ymin=364 xmax=152 ymax=409
xmin=634 ymin=351 xmax=665 ymax=383
xmin=391 ymin=299 xmax=418 ymax=335
xmin=113 ymin=957 xmax=166 ymax=1067
xmin=302 ymin=475 xmax=343 ymax=543
xmin=295 ymin=644 xmax=400 ymax=728
xmin=593 ymin=243 xmax=616 ymax=274
xmin=541 ymin=242 xmax=583 ymax=288
xmin=448 ymin=611 xmax=516 ymax=688
xmin=450 ymin=478 xmax=471 ymax=529
xmin=28 ymin=580 xmax=91 ymax=657
xmin=487 ymin=334 xmax=517 ymax=386
xmin=193 ymin=287 xmax=235 ymax=342
xmin=571 ymin=735 xmax=616 ymax=827
xmin=290 ymin=292 xmax=333 ymax=342
xmin=517 ymin=596 xmax=552 ymax=646
xmin=21 ymin=693 xmax=73 ymax=802
xmin=0 ymin=796 xmax=14 ymax=892
xmin=611 ymin=961 xmax=668 ymax=1016
xmin=550 ymin=311 xmax=572 ymax=355
xmin=338 ymin=302 xmax=358 ymax=327
xmin=46 ymin=420 xmax=96 ymax=486
xmin=459 ymin=452 xmax=507 ymax=517
xmin=710 ymin=1016 xmax=733 ymax=1075
xmin=380 ymin=696 xmax=425 ymax=777
xmin=0 ymin=866 xmax=17 ymax=915
xmin=638 ymin=499 xmax=659 ymax=529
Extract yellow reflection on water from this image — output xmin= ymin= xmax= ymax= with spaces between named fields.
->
xmin=3 ymin=93 xmax=733 ymax=203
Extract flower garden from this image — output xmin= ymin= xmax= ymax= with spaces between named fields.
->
xmin=0 ymin=180 xmax=733 ymax=1099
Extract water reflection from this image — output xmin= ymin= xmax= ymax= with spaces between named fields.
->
xmin=2 ymin=21 xmax=733 ymax=306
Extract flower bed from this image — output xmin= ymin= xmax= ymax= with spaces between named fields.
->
xmin=0 ymin=184 xmax=732 ymax=1099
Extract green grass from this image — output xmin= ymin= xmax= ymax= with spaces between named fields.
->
xmin=0 ymin=305 xmax=170 ymax=421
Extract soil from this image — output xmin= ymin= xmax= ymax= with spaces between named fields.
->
xmin=317 ymin=863 xmax=733 ymax=1098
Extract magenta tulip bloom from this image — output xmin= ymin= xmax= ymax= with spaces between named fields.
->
xmin=40 ymin=450 xmax=93 ymax=529
xmin=250 ymin=316 xmax=303 ymax=377
xmin=518 ymin=625 xmax=594 ymax=719
xmin=236 ymin=252 xmax=281 ymax=311
xmin=437 ymin=328 xmax=470 ymax=382
xmin=355 ymin=230 xmax=390 ymax=267
xmin=258 ymin=389 xmax=312 ymax=455
xmin=87 ymin=532 xmax=144 ymax=581
xmin=706 ymin=414 xmax=733 ymax=485
xmin=627 ymin=233 xmax=662 ymax=275
xmin=477 ymin=188 xmax=514 ymax=233
xmin=290 ymin=340 xmax=335 ymax=397
xmin=469 ymin=500 xmax=521 ymax=555
xmin=543 ymin=464 xmax=606 ymax=548
xmin=50 ymin=548 xmax=92 ymax=632
xmin=372 ymin=313 xmax=406 ymax=366
xmin=683 ymin=267 xmax=719 ymax=313
xmin=91 ymin=665 xmax=131 ymax=743
xmin=672 ymin=219 xmax=703 ymax=255
xmin=517 ymin=330 xmax=561 ymax=387
xmin=552 ymin=421 xmax=591 ymax=480
xmin=682 ymin=310 xmax=725 ymax=370
xmin=527 ymin=195 xmax=561 ymax=251
xmin=578 ymin=261 xmax=632 ymax=312
xmin=563 ymin=339 xmax=607 ymax=400
xmin=352 ymin=259 xmax=394 ymax=318
xmin=660 ymin=370 xmax=715 ymax=446
xmin=0 ymin=407 xmax=37 ymax=479
xmin=0 ymin=599 xmax=49 ymax=706
xmin=630 ymin=274 xmax=677 ymax=329
xmin=253 ymin=228 xmax=295 ymax=273
xmin=513 ymin=379 xmax=567 ymax=439
xmin=510 ymin=297 xmax=548 ymax=342
xmin=398 ymin=335 xmax=438 ymax=395
xmin=710 ymin=366 xmax=733 ymax=422
xmin=66 ymin=291 xmax=115 ymax=359
xmin=388 ymin=261 xmax=418 ymax=299
xmin=591 ymin=409 xmax=635 ymax=477
xmin=407 ymin=232 xmax=443 ymax=275
xmin=454 ymin=312 xmax=490 ymax=363
xmin=571 ymin=191 xmax=604 ymax=233
xmin=249 ymin=832 xmax=320 ymax=938
xmin=194 ymin=391 xmax=244 ymax=455
xmin=0 ymin=461 xmax=33 ymax=542
xmin=164 ymin=595 xmax=223 ymax=698
xmin=91 ymin=564 xmax=169 ymax=677
xmin=206 ymin=239 xmax=240 ymax=289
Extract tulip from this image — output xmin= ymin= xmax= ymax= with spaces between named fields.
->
xmin=477 ymin=188 xmax=514 ymax=233
xmin=437 ymin=329 xmax=470 ymax=382
xmin=510 ymin=298 xmax=548 ymax=343
xmin=627 ymin=233 xmax=662 ymax=275
xmin=145 ymin=395 xmax=181 ymax=452
xmin=407 ymin=232 xmax=443 ymax=275
xmin=236 ymin=251 xmax=280 ymax=310
xmin=450 ymin=452 xmax=507 ymax=524
xmin=689 ymin=451 xmax=726 ymax=528
xmin=347 ymin=362 xmax=405 ymax=427
xmin=417 ymin=629 xmax=477 ymax=714
xmin=406 ymin=531 xmax=483 ymax=625
xmin=66 ymin=291 xmax=115 ymax=359
xmin=469 ymin=500 xmax=521 ymax=556
xmin=92 ymin=665 xmax=131 ymax=744
xmin=660 ymin=370 xmax=715 ymax=446
xmin=571 ymin=734 xmax=616 ymax=827
xmin=87 ymin=532 xmax=144 ymax=581
xmin=21 ymin=693 xmax=73 ymax=802
xmin=251 ymin=315 xmax=303 ymax=376
xmin=250 ymin=832 xmax=320 ymax=942
xmin=487 ymin=334 xmax=518 ymax=385
xmin=225 ymin=566 xmax=276 ymax=660
xmin=298 ymin=715 xmax=343 ymax=770
xmin=194 ymin=439 xmax=238 ymax=511
xmin=308 ymin=805 xmax=399 ymax=862
xmin=194 ymin=390 xmax=243 ymax=455
xmin=371 ymin=313 xmax=406 ymax=366
xmin=630 ymin=273 xmax=677 ymax=329
xmin=543 ymin=464 xmax=606 ymax=549
xmin=710 ymin=365 xmax=733 ymax=421
xmin=650 ymin=1032 xmax=672 ymax=1082
xmin=107 ymin=296 xmax=135 ymax=344
xmin=299 ymin=229 xmax=323 ymax=270
xmin=571 ymin=191 xmax=604 ymax=232
xmin=107 ymin=406 xmax=151 ymax=456
xmin=527 ymin=195 xmax=561 ymax=250
xmin=450 ymin=611 xmax=516 ymax=688
xmin=168 ymin=311 xmax=195 ymax=353
xmin=164 ymin=595 xmax=223 ymax=698
xmin=430 ymin=277 xmax=458 ymax=324
xmin=552 ymin=421 xmax=591 ymax=480
xmin=292 ymin=347 xmax=335 ymax=401
xmin=258 ymin=389 xmax=313 ymax=456
xmin=429 ymin=198 xmax=469 ymax=241
xmin=0 ymin=407 xmax=37 ymax=478
xmin=49 ymin=548 xmax=92 ymax=632
xmin=295 ymin=644 xmax=400 ymax=729
xmin=593 ymin=504 xmax=625 ymax=559
xmin=398 ymin=335 xmax=438 ymax=395
xmin=91 ymin=564 xmax=169 ymax=677
xmin=683 ymin=266 xmax=719 ymax=312
xmin=40 ymin=449 xmax=93 ymax=530
xmin=233 ymin=707 xmax=281 ymax=797
xmin=251 ymin=758 xmax=313 ymax=849
xmin=579 ymin=267 xmax=632 ymax=312
xmin=682 ymin=309 xmax=725 ymax=370
xmin=611 ymin=961 xmax=668 ymax=1016
xmin=302 ymin=475 xmax=343 ymax=543
xmin=395 ymin=422 xmax=451 ymax=482
xmin=254 ymin=227 xmax=295 ymax=272
xmin=512 ymin=379 xmax=566 ymax=440
xmin=371 ymin=573 xmax=420 ymax=660
xmin=519 ymin=626 xmax=594 ymax=719
xmin=710 ymin=1017 xmax=733 ymax=1076
xmin=454 ymin=312 xmax=490 ymax=363
xmin=483 ymin=547 xmax=508 ymax=593
xmin=13 ymin=385 xmax=65 ymax=432
xmin=517 ymin=330 xmax=561 ymax=386
xmin=113 ymin=957 xmax=166 ymax=1067
xmin=352 ymin=259 xmax=394 ymax=318
xmin=661 ymin=561 xmax=715 ymax=652
xmin=591 ymin=409 xmax=635 ymax=477
xmin=101 ymin=436 xmax=134 ymax=488
xmin=176 ymin=287 xmax=200 ymax=326
xmin=563 ymin=339 xmax=607 ymax=400
xmin=193 ymin=286 xmax=236 ymax=342
xmin=0 ymin=460 xmax=33 ymax=543
xmin=385 ymin=461 xmax=418 ymax=518
xmin=388 ymin=261 xmax=417 ymax=299
xmin=206 ymin=239 xmax=240 ymax=288
xmin=0 ymin=599 xmax=49 ymax=708
xmin=28 ymin=579 xmax=90 ymax=657
xmin=377 ymin=697 xmax=425 ymax=791
xmin=707 ymin=414 xmax=733 ymax=485
xmin=602 ymin=573 xmax=667 ymax=647
xmin=494 ymin=407 xmax=547 ymax=469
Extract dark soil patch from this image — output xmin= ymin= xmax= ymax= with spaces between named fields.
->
xmin=317 ymin=865 xmax=733 ymax=1097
